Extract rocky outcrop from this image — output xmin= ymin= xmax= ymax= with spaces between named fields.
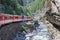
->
xmin=45 ymin=1 xmax=60 ymax=26
xmin=45 ymin=20 xmax=60 ymax=40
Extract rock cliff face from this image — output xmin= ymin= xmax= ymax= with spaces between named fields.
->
xmin=45 ymin=1 xmax=60 ymax=26
xmin=0 ymin=22 xmax=21 ymax=40
xmin=46 ymin=10 xmax=60 ymax=26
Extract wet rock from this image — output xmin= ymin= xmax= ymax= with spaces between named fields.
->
xmin=45 ymin=20 xmax=60 ymax=40
xmin=25 ymin=22 xmax=51 ymax=40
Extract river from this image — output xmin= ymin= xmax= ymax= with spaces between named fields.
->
xmin=13 ymin=22 xmax=52 ymax=40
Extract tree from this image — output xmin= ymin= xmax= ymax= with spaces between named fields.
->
xmin=2 ymin=0 xmax=23 ymax=15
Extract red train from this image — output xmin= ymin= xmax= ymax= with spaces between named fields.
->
xmin=0 ymin=13 xmax=31 ymax=21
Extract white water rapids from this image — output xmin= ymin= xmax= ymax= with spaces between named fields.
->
xmin=13 ymin=22 xmax=52 ymax=40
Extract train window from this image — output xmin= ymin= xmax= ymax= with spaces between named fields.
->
xmin=0 ymin=16 xmax=2 ymax=20
xmin=18 ymin=16 xmax=22 ymax=19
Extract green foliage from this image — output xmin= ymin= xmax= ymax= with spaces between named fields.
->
xmin=19 ymin=24 xmax=30 ymax=33
xmin=2 ymin=5 xmax=15 ymax=14
xmin=2 ymin=0 xmax=23 ymax=15
xmin=26 ymin=0 xmax=45 ymax=14
xmin=1 ymin=0 xmax=45 ymax=16
xmin=19 ymin=24 xmax=35 ymax=33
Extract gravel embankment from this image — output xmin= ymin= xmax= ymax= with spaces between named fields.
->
xmin=0 ymin=22 xmax=21 ymax=40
